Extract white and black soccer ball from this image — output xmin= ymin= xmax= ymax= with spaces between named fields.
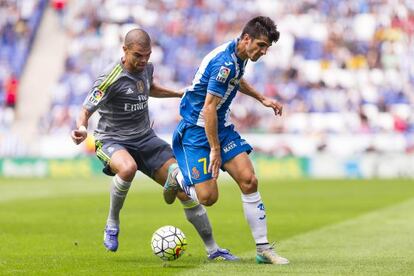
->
xmin=151 ymin=225 xmax=187 ymax=261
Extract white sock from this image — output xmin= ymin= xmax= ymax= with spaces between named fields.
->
xmin=176 ymin=171 xmax=199 ymax=202
xmin=176 ymin=171 xmax=184 ymax=188
xmin=107 ymin=174 xmax=131 ymax=227
xmin=241 ymin=191 xmax=269 ymax=245
xmin=188 ymin=186 xmax=199 ymax=202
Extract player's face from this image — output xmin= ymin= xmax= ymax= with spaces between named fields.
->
xmin=245 ymin=35 xmax=271 ymax=62
xmin=123 ymin=43 xmax=152 ymax=72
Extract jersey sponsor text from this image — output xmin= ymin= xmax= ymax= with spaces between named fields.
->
xmin=124 ymin=102 xmax=147 ymax=112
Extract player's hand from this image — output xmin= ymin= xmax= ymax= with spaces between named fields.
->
xmin=71 ymin=126 xmax=87 ymax=145
xmin=262 ymin=97 xmax=283 ymax=116
xmin=208 ymin=148 xmax=221 ymax=179
xmin=177 ymin=88 xmax=185 ymax=98
xmin=178 ymin=87 xmax=188 ymax=98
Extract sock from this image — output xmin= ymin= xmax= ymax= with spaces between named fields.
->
xmin=176 ymin=171 xmax=184 ymax=188
xmin=181 ymin=199 xmax=219 ymax=254
xmin=256 ymin=242 xmax=271 ymax=253
xmin=107 ymin=174 xmax=131 ymax=227
xmin=177 ymin=171 xmax=199 ymax=203
xmin=241 ymin=191 xmax=269 ymax=251
xmin=188 ymin=186 xmax=199 ymax=202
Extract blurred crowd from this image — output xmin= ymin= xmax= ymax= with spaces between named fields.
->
xmin=40 ymin=0 xmax=414 ymax=140
xmin=0 ymin=0 xmax=47 ymax=130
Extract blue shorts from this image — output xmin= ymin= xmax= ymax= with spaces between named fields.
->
xmin=172 ymin=120 xmax=252 ymax=186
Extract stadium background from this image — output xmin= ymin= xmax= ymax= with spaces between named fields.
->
xmin=1 ymin=0 xmax=414 ymax=274
xmin=1 ymin=0 xmax=413 ymax=178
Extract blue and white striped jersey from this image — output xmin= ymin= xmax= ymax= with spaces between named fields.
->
xmin=179 ymin=38 xmax=248 ymax=129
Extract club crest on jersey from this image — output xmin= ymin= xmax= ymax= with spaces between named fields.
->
xmin=191 ymin=167 xmax=200 ymax=180
xmin=216 ymin=66 xmax=230 ymax=83
xmin=137 ymin=80 xmax=145 ymax=93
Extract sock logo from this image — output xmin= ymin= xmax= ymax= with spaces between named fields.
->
xmin=257 ymin=203 xmax=266 ymax=220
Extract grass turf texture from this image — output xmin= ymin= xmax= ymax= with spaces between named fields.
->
xmin=0 ymin=177 xmax=413 ymax=275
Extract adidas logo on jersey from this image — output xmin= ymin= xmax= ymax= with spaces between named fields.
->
xmin=126 ymin=88 xmax=134 ymax=95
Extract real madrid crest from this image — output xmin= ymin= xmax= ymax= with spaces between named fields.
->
xmin=136 ymin=80 xmax=145 ymax=93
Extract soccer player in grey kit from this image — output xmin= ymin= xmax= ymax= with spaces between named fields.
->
xmin=71 ymin=28 xmax=238 ymax=260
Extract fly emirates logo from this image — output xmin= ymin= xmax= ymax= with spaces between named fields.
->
xmin=124 ymin=95 xmax=148 ymax=112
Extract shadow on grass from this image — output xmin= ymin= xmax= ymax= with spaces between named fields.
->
xmin=113 ymin=256 xmax=199 ymax=269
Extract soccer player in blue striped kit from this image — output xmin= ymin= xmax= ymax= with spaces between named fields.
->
xmin=168 ymin=16 xmax=289 ymax=264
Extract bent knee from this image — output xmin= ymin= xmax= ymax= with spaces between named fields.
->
xmin=117 ymin=162 xmax=137 ymax=178
xmin=199 ymin=194 xmax=218 ymax=206
xmin=240 ymin=174 xmax=258 ymax=194
xmin=200 ymin=197 xmax=218 ymax=207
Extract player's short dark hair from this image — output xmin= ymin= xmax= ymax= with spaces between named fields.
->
xmin=241 ymin=16 xmax=280 ymax=44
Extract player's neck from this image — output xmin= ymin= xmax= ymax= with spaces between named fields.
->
xmin=236 ymin=41 xmax=248 ymax=61
xmin=121 ymin=57 xmax=143 ymax=74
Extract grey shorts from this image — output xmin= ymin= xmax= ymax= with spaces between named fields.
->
xmin=95 ymin=129 xmax=174 ymax=178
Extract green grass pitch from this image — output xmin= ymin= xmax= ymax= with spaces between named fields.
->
xmin=1 ymin=176 xmax=414 ymax=275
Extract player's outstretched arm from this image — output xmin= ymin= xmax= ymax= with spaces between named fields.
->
xmin=71 ymin=107 xmax=92 ymax=145
xmin=239 ymin=78 xmax=283 ymax=116
xmin=149 ymin=82 xmax=184 ymax=98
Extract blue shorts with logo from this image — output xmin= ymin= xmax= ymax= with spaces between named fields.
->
xmin=172 ymin=120 xmax=252 ymax=186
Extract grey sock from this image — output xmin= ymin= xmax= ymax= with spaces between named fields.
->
xmin=107 ymin=175 xmax=131 ymax=227
xmin=182 ymin=200 xmax=219 ymax=254
xmin=256 ymin=242 xmax=271 ymax=253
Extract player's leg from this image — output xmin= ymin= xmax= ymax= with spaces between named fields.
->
xmin=154 ymin=159 xmax=219 ymax=249
xmin=151 ymin=151 xmax=236 ymax=260
xmin=95 ymin=140 xmax=137 ymax=252
xmin=107 ymin=149 xmax=137 ymax=226
xmin=224 ymin=153 xmax=289 ymax=264
xmin=154 ymin=159 xmax=220 ymax=254
xmin=154 ymin=160 xmax=217 ymax=251
xmin=151 ymin=156 xmax=180 ymax=204
xmin=176 ymin=191 xmax=238 ymax=261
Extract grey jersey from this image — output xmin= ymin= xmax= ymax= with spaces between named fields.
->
xmin=83 ymin=61 xmax=154 ymax=141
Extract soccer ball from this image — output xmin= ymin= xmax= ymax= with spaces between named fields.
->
xmin=151 ymin=225 xmax=187 ymax=261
